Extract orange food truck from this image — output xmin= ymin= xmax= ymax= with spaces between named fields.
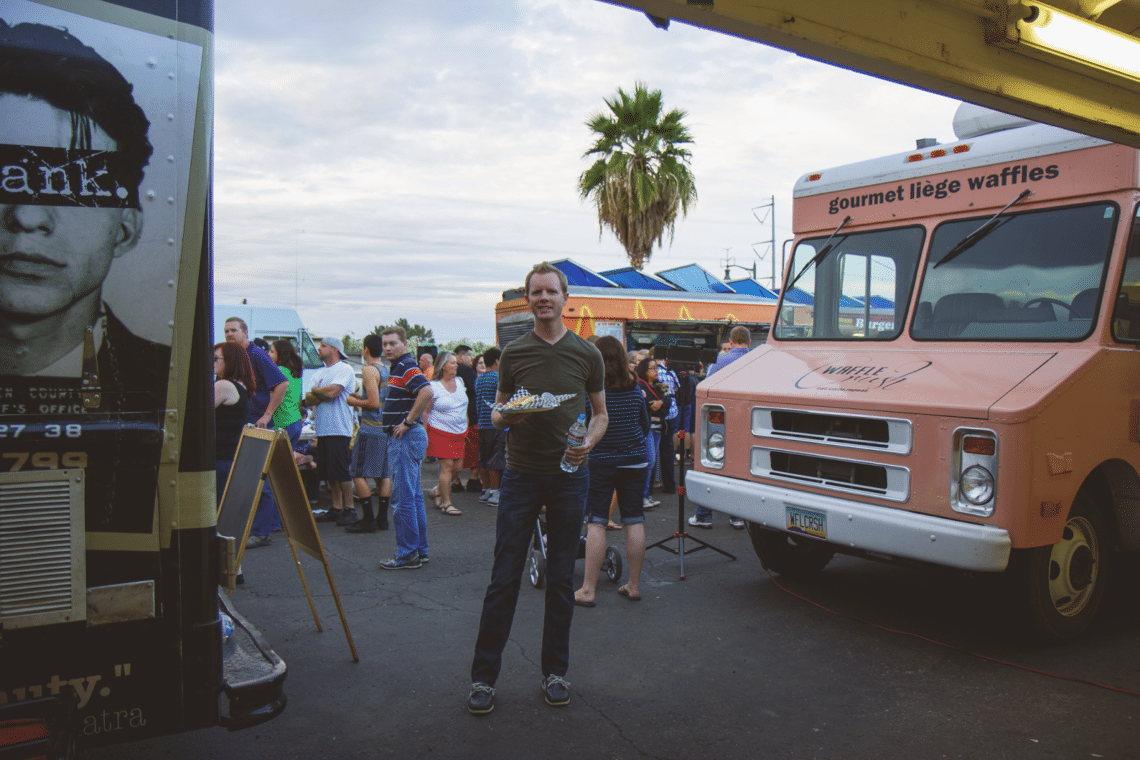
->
xmin=686 ymin=102 xmax=1140 ymax=642
xmin=495 ymin=260 xmax=777 ymax=351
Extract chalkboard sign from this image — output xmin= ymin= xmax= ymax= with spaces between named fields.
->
xmin=216 ymin=426 xmax=274 ymax=553
xmin=266 ymin=432 xmax=321 ymax=561
xmin=217 ymin=426 xmax=358 ymax=661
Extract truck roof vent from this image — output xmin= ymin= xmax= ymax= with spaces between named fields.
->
xmin=953 ymin=102 xmax=1036 ymax=140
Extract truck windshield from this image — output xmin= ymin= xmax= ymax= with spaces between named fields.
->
xmin=912 ymin=203 xmax=1118 ymax=341
xmin=774 ymin=226 xmax=925 ymax=340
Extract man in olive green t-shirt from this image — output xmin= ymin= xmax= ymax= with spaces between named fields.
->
xmin=468 ymin=263 xmax=607 ymax=716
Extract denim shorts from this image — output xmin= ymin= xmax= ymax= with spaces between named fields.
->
xmin=586 ymin=463 xmax=647 ymax=525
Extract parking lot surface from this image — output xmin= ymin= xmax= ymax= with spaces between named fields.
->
xmin=90 ymin=465 xmax=1140 ymax=759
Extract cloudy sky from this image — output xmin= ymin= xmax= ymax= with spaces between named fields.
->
xmin=212 ymin=0 xmax=960 ymax=345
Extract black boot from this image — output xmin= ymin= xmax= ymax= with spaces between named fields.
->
xmin=346 ymin=495 xmax=377 ymax=533
xmin=375 ymin=496 xmax=390 ymax=530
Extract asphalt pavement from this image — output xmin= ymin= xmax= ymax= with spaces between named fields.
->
xmin=88 ymin=462 xmax=1140 ymax=759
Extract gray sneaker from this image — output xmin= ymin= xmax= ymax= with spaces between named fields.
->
xmin=335 ymin=508 xmax=359 ymax=527
xmin=467 ymin=682 xmax=495 ymax=715
xmin=478 ymin=490 xmax=492 ymax=503
xmin=245 ymin=534 xmax=271 ymax=549
xmin=487 ymin=490 xmax=500 ymax=507
xmin=542 ymin=674 xmax=570 ymax=707
xmin=379 ymin=554 xmax=422 ymax=570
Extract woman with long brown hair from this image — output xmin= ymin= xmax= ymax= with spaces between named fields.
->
xmin=636 ymin=356 xmax=670 ymax=510
xmin=214 ymin=341 xmax=255 ymax=508
xmin=574 ymin=335 xmax=650 ymax=605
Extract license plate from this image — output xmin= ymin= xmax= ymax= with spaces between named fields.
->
xmin=786 ymin=505 xmax=827 ymax=540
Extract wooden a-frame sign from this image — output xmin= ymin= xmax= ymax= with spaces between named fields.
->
xmin=217 ymin=426 xmax=357 ymax=661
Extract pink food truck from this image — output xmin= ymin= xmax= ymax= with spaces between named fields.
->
xmin=686 ymin=102 xmax=1140 ymax=642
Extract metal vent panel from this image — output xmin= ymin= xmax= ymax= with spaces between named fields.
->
xmin=0 ymin=470 xmax=86 ymax=627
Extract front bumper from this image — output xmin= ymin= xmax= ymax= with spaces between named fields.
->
xmin=685 ymin=470 xmax=1011 ymax=572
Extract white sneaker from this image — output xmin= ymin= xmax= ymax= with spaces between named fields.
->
xmin=478 ymin=489 xmax=492 ymax=503
xmin=487 ymin=490 xmax=500 ymax=506
xmin=642 ymin=496 xmax=660 ymax=509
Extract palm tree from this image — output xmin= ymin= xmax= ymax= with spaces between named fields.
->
xmin=577 ymin=83 xmax=697 ymax=271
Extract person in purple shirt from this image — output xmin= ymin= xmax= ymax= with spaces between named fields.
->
xmin=224 ymin=317 xmax=288 ymax=545
xmin=688 ymin=325 xmax=751 ymax=530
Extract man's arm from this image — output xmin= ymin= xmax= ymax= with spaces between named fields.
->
xmin=392 ymin=384 xmax=433 ymax=439
xmin=257 ymin=380 xmax=288 ymax=428
xmin=347 ymin=365 xmax=381 ymax=410
xmin=491 ymin=389 xmax=526 ymax=430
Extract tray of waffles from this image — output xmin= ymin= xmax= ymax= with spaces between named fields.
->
xmin=488 ymin=388 xmax=576 ymax=415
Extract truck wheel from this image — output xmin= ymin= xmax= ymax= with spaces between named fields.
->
xmin=747 ymin=522 xmax=834 ymax=578
xmin=1018 ymin=492 xmax=1110 ymax=643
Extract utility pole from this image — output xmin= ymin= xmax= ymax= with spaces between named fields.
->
xmin=752 ymin=196 xmax=777 ymax=289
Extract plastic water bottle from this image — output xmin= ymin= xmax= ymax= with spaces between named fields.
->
xmin=560 ymin=414 xmax=588 ymax=473
xmin=220 ymin=612 xmax=234 ymax=641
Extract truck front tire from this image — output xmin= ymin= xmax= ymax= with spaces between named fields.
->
xmin=747 ymin=522 xmax=835 ymax=578
xmin=1016 ymin=491 xmax=1110 ymax=643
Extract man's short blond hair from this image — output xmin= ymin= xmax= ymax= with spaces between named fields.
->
xmin=524 ymin=261 xmax=569 ymax=295
xmin=381 ymin=325 xmax=407 ymax=342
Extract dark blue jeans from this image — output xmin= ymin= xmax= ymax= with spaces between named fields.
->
xmin=471 ymin=466 xmax=588 ymax=685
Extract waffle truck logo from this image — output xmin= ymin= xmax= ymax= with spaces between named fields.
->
xmin=795 ymin=360 xmax=933 ymax=391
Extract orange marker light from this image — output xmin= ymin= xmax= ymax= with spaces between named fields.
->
xmin=907 ymin=154 xmax=923 ymax=162
xmin=963 ymin=436 xmax=995 ymax=456
xmin=953 ymin=144 xmax=970 ymax=154
xmin=808 ymin=173 xmax=822 ymax=181
xmin=930 ymin=149 xmax=947 ymax=158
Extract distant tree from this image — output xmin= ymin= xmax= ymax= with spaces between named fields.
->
xmin=341 ymin=333 xmax=362 ymax=353
xmin=577 ymin=82 xmax=696 ymax=271
xmin=442 ymin=339 xmax=492 ymax=356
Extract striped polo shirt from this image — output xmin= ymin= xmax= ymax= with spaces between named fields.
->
xmin=381 ymin=352 xmax=430 ymax=431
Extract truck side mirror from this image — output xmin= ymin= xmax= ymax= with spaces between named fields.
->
xmin=1113 ymin=292 xmax=1140 ymax=342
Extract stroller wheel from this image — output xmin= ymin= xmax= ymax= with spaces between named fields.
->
xmin=528 ymin=547 xmax=546 ymax=589
xmin=603 ymin=546 xmax=623 ymax=583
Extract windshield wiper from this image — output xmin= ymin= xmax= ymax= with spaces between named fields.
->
xmin=932 ymin=189 xmax=1032 ymax=269
xmin=787 ymin=215 xmax=852 ymax=291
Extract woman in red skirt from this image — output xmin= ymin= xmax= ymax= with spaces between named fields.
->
xmin=424 ymin=351 xmax=469 ymax=515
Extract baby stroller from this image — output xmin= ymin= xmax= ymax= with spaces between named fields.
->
xmin=527 ymin=516 xmax=622 ymax=589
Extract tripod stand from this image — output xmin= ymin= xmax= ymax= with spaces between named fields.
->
xmin=646 ymin=360 xmax=735 ymax=579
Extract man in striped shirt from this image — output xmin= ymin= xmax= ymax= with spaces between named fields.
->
xmin=378 ymin=326 xmax=433 ymax=569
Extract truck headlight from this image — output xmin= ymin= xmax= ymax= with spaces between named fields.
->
xmin=960 ymin=465 xmax=994 ymax=505
xmin=700 ymin=405 xmax=726 ymax=470
xmin=707 ymin=432 xmax=725 ymax=461
xmin=951 ymin=428 xmax=997 ymax=517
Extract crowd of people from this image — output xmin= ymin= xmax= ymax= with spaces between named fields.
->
xmin=211 ymin=263 xmax=753 ymax=713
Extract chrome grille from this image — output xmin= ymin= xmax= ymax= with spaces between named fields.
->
xmin=0 ymin=471 xmax=86 ymax=627
xmin=751 ymin=447 xmax=910 ymax=502
xmin=753 ymin=407 xmax=912 ymax=455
